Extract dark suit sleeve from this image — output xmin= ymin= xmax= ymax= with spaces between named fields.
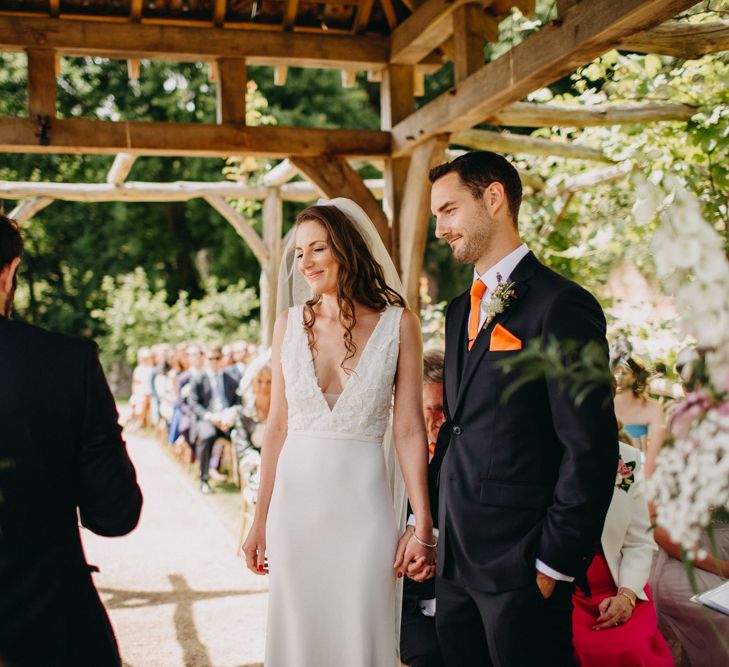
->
xmin=76 ymin=342 xmax=143 ymax=537
xmin=187 ymin=377 xmax=209 ymax=419
xmin=537 ymin=285 xmax=618 ymax=577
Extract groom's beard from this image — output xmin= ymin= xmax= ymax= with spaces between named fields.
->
xmin=452 ymin=207 xmax=495 ymax=265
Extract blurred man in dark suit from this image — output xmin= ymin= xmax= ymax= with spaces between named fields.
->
xmin=0 ymin=214 xmax=143 ymax=667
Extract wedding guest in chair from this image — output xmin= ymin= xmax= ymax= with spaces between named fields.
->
xmin=572 ymin=440 xmax=672 ymax=666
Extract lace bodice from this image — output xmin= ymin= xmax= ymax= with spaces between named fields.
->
xmin=281 ymin=305 xmax=403 ymax=441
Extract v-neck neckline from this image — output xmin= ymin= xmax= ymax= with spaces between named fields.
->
xmin=304 ymin=307 xmax=388 ymax=415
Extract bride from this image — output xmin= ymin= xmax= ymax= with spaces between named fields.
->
xmin=242 ymin=198 xmax=436 ymax=666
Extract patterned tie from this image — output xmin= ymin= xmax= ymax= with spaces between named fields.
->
xmin=468 ymin=279 xmax=487 ymax=351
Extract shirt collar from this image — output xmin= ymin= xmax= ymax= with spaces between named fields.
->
xmin=473 ymin=243 xmax=530 ymax=293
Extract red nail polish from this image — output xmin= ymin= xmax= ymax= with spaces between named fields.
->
xmin=397 ymin=572 xmax=403 ymax=579
xmin=258 ymin=565 xmax=264 ymax=572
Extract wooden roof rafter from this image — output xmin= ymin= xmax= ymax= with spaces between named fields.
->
xmin=391 ymin=0 xmax=700 ymax=156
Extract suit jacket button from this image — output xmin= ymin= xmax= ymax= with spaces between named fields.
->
xmin=452 ymin=425 xmax=462 ymax=435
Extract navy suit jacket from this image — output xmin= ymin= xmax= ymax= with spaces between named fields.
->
xmin=437 ymin=252 xmax=618 ymax=593
xmin=0 ymin=317 xmax=142 ymax=666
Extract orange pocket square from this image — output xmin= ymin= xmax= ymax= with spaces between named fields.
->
xmin=489 ymin=324 xmax=522 ymax=351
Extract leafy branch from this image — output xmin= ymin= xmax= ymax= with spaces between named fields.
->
xmin=497 ymin=337 xmax=613 ymax=407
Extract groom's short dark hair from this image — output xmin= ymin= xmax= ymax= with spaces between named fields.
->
xmin=0 ymin=214 xmax=24 ymax=269
xmin=429 ymin=151 xmax=522 ymax=225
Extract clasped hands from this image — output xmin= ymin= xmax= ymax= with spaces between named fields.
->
xmin=393 ymin=525 xmax=436 ymax=582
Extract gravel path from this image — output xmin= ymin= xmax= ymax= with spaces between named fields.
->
xmin=81 ymin=431 xmax=267 ymax=667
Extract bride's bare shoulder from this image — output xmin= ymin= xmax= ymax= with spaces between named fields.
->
xmin=398 ymin=308 xmax=421 ymax=342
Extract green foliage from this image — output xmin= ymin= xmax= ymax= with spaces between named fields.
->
xmin=497 ymin=337 xmax=613 ymax=407
xmin=91 ymin=268 xmax=258 ymax=366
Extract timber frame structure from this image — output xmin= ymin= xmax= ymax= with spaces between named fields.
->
xmin=0 ymin=0 xmax=725 ymax=342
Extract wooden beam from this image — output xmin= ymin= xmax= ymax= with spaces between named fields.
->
xmin=353 ymin=0 xmax=375 ymax=33
xmin=391 ymin=0 xmax=697 ymax=156
xmin=290 ymin=156 xmax=390 ymax=247
xmin=391 ymin=0 xmax=482 ymax=65
xmin=130 ymin=0 xmax=143 ymax=22
xmin=544 ymin=161 xmax=633 ymax=197
xmin=380 ymin=0 xmax=399 ymax=30
xmin=280 ymin=178 xmax=384 ymax=201
xmin=263 ymin=159 xmax=296 ymax=187
xmin=341 ymin=69 xmax=357 ymax=88
xmin=106 ymin=153 xmax=137 ymax=185
xmin=486 ymin=100 xmax=697 ymax=128
xmin=216 ymin=58 xmax=247 ymax=124
xmin=0 ymin=15 xmax=390 ymax=70
xmin=452 ymin=4 xmax=486 ymax=84
xmin=414 ymin=70 xmax=425 ymax=97
xmin=399 ymin=135 xmax=448 ymax=309
xmin=381 ymin=64 xmax=415 ymax=262
xmin=273 ymin=64 xmax=288 ymax=86
xmin=452 ymin=128 xmax=611 ymax=162
xmin=127 ymin=59 xmax=141 ymax=81
xmin=556 ymin=0 xmax=580 ymax=17
xmin=282 ymin=0 xmax=299 ymax=30
xmin=213 ymin=0 xmax=227 ymax=27
xmin=0 ymin=116 xmax=391 ymax=158
xmin=260 ymin=188 xmax=284 ymax=346
xmin=205 ymin=195 xmax=269 ymax=264
xmin=0 ymin=180 xmax=269 ymax=202
xmin=49 ymin=0 xmax=60 ymax=17
xmin=8 ymin=197 xmax=53 ymax=224
xmin=26 ymin=49 xmax=57 ymax=119
xmin=618 ymin=20 xmax=729 ymax=59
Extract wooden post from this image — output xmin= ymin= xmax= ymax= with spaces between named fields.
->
xmin=289 ymin=156 xmax=389 ymax=248
xmin=399 ymin=135 xmax=448 ymax=310
xmin=260 ymin=188 xmax=284 ymax=346
xmin=452 ymin=4 xmax=485 ymax=84
xmin=381 ymin=64 xmax=415 ymax=269
xmin=26 ymin=49 xmax=57 ymax=120
xmin=215 ymin=58 xmax=247 ymax=125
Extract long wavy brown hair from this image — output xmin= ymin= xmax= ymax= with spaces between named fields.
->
xmin=296 ymin=204 xmax=406 ymax=372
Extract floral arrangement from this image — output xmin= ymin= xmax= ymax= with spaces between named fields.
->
xmin=637 ymin=173 xmax=729 ymax=557
xmin=481 ymin=273 xmax=517 ymax=328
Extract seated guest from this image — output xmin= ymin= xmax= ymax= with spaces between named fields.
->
xmin=233 ymin=352 xmax=272 ymax=549
xmin=187 ymin=343 xmax=238 ymax=494
xmin=226 ymin=340 xmax=248 ymax=383
xmin=613 ymin=355 xmax=667 ymax=475
xmin=572 ymin=440 xmax=672 ymax=666
xmin=127 ymin=346 xmax=154 ymax=429
xmin=401 ymin=349 xmax=446 ymax=667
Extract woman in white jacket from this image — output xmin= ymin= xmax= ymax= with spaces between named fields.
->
xmin=572 ymin=441 xmax=673 ymax=666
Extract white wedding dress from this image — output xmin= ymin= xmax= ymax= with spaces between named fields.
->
xmin=265 ymin=304 xmax=404 ymax=667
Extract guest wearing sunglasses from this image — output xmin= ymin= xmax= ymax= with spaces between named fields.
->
xmin=187 ymin=343 xmax=239 ymax=493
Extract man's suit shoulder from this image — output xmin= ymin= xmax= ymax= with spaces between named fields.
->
xmin=532 ymin=263 xmax=602 ymax=314
xmin=0 ymin=317 xmax=97 ymax=361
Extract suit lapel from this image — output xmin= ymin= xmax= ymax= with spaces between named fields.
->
xmin=444 ymin=291 xmax=468 ymax=419
xmin=452 ymin=251 xmax=540 ymax=416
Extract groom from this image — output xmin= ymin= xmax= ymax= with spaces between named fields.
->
xmin=429 ymin=152 xmax=618 ymax=666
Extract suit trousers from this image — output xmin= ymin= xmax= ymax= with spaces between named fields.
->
xmin=195 ymin=420 xmax=225 ymax=482
xmin=435 ymin=572 xmax=574 ymax=667
xmin=400 ymin=593 xmax=445 ymax=667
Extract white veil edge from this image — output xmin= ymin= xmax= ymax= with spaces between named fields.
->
xmin=275 ymin=197 xmax=408 ymax=657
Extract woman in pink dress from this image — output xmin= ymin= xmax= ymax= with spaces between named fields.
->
xmin=572 ymin=441 xmax=673 ymax=666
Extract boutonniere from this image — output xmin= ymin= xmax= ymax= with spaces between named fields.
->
xmin=616 ymin=454 xmax=636 ymax=492
xmin=480 ymin=273 xmax=517 ymax=329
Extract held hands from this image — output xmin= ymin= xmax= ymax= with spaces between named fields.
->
xmin=593 ymin=588 xmax=636 ymax=630
xmin=393 ymin=526 xmax=436 ymax=582
xmin=242 ymin=521 xmax=268 ymax=575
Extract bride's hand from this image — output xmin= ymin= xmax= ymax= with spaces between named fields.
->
xmin=393 ymin=527 xmax=436 ymax=581
xmin=242 ymin=521 xmax=268 ymax=575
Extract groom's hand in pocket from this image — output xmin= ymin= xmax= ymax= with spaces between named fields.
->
xmin=536 ymin=571 xmax=556 ymax=599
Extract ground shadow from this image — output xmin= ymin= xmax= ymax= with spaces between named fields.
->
xmin=99 ymin=574 xmax=264 ymax=667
